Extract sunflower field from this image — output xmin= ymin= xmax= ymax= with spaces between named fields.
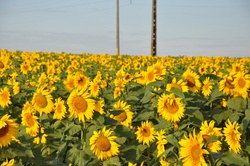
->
xmin=0 ymin=49 xmax=250 ymax=166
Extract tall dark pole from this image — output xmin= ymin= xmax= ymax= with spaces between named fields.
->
xmin=116 ymin=0 xmax=120 ymax=55
xmin=151 ymin=0 xmax=157 ymax=56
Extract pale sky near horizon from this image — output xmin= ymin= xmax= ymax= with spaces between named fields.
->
xmin=0 ymin=0 xmax=250 ymax=57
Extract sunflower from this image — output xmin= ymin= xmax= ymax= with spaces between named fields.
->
xmin=223 ymin=119 xmax=241 ymax=154
xmin=20 ymin=61 xmax=31 ymax=75
xmin=114 ymin=87 xmax=123 ymax=99
xmin=94 ymin=99 xmax=105 ymax=115
xmin=157 ymin=93 xmax=185 ymax=123
xmin=232 ymin=72 xmax=250 ymax=99
xmin=0 ymin=87 xmax=12 ymax=108
xmin=198 ymin=64 xmax=208 ymax=75
xmin=135 ymin=121 xmax=155 ymax=146
xmin=0 ymin=114 xmax=19 ymax=148
xmin=67 ymin=88 xmax=95 ymax=122
xmin=156 ymin=130 xmax=168 ymax=157
xmin=166 ymin=77 xmax=188 ymax=93
xmin=32 ymin=86 xmax=54 ymax=115
xmin=202 ymin=77 xmax=213 ymax=97
xmin=74 ymin=74 xmax=89 ymax=90
xmin=135 ymin=71 xmax=147 ymax=85
xmin=179 ymin=130 xmax=209 ymax=166
xmin=200 ymin=120 xmax=222 ymax=152
xmin=90 ymin=81 xmax=100 ymax=97
xmin=64 ymin=74 xmax=75 ymax=92
xmin=13 ymin=82 xmax=20 ymax=95
xmin=21 ymin=108 xmax=39 ymax=137
xmin=112 ymin=100 xmax=133 ymax=127
xmin=153 ymin=61 xmax=167 ymax=77
xmin=0 ymin=159 xmax=15 ymax=166
xmin=145 ymin=66 xmax=157 ymax=85
xmin=182 ymin=69 xmax=201 ymax=93
xmin=53 ymin=98 xmax=67 ymax=120
xmin=114 ymin=78 xmax=125 ymax=88
xmin=219 ymin=74 xmax=235 ymax=96
xmin=90 ymin=127 xmax=120 ymax=160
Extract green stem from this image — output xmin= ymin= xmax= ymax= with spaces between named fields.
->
xmin=147 ymin=145 xmax=151 ymax=166
xmin=80 ymin=122 xmax=86 ymax=166
xmin=208 ymin=153 xmax=215 ymax=166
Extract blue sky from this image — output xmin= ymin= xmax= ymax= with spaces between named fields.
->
xmin=0 ymin=0 xmax=249 ymax=57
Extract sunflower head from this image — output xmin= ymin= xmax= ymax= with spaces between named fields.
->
xmin=135 ymin=121 xmax=155 ymax=146
xmin=0 ymin=114 xmax=19 ymax=148
xmin=67 ymin=88 xmax=95 ymax=122
xmin=90 ymin=127 xmax=120 ymax=160
xmin=157 ymin=93 xmax=185 ymax=122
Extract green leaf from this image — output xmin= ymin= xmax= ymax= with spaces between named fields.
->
xmin=241 ymin=109 xmax=250 ymax=132
xmin=133 ymin=110 xmax=155 ymax=121
xmin=221 ymin=151 xmax=250 ymax=166
xmin=229 ymin=112 xmax=239 ymax=122
xmin=170 ymin=88 xmax=185 ymax=99
xmin=140 ymin=88 xmax=153 ymax=104
xmin=136 ymin=144 xmax=147 ymax=160
xmin=166 ymin=134 xmax=179 ymax=147
xmin=103 ymin=156 xmax=121 ymax=166
xmin=227 ymin=96 xmax=247 ymax=112
xmin=114 ymin=125 xmax=135 ymax=137
xmin=110 ymin=110 xmax=124 ymax=116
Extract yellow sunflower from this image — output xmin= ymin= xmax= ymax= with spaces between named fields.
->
xmin=32 ymin=86 xmax=54 ymax=115
xmin=219 ymin=74 xmax=235 ymax=96
xmin=145 ymin=66 xmax=157 ymax=85
xmin=90 ymin=81 xmax=100 ymax=97
xmin=0 ymin=114 xmax=19 ymax=148
xmin=67 ymin=88 xmax=95 ymax=122
xmin=182 ymin=69 xmax=201 ymax=93
xmin=64 ymin=74 xmax=75 ymax=92
xmin=53 ymin=98 xmax=67 ymax=120
xmin=223 ymin=119 xmax=241 ymax=154
xmin=200 ymin=120 xmax=222 ymax=152
xmin=114 ymin=87 xmax=123 ymax=99
xmin=74 ymin=74 xmax=89 ymax=90
xmin=0 ymin=159 xmax=15 ymax=166
xmin=135 ymin=120 xmax=155 ymax=146
xmin=94 ymin=99 xmax=105 ymax=115
xmin=20 ymin=61 xmax=31 ymax=75
xmin=157 ymin=93 xmax=185 ymax=122
xmin=21 ymin=108 xmax=39 ymax=137
xmin=166 ymin=77 xmax=188 ymax=93
xmin=232 ymin=72 xmax=250 ymax=99
xmin=202 ymin=77 xmax=213 ymax=97
xmin=90 ymin=127 xmax=120 ymax=160
xmin=179 ymin=130 xmax=209 ymax=166
xmin=0 ymin=87 xmax=12 ymax=108
xmin=156 ymin=130 xmax=168 ymax=157
xmin=112 ymin=100 xmax=133 ymax=127
xmin=153 ymin=60 xmax=167 ymax=77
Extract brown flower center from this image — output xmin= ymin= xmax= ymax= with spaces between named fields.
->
xmin=141 ymin=127 xmax=151 ymax=137
xmin=225 ymin=78 xmax=234 ymax=89
xmin=165 ymin=99 xmax=179 ymax=114
xmin=186 ymin=75 xmax=195 ymax=87
xmin=238 ymin=77 xmax=246 ymax=88
xmin=115 ymin=111 xmax=127 ymax=122
xmin=73 ymin=96 xmax=88 ymax=112
xmin=147 ymin=71 xmax=154 ymax=81
xmin=96 ymin=136 xmax=111 ymax=151
xmin=0 ymin=124 xmax=9 ymax=138
xmin=0 ymin=61 xmax=4 ymax=69
xmin=191 ymin=144 xmax=202 ymax=163
xmin=35 ymin=94 xmax=48 ymax=108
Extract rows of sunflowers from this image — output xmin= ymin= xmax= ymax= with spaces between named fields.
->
xmin=0 ymin=49 xmax=250 ymax=166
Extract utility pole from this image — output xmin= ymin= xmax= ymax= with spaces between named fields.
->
xmin=151 ymin=0 xmax=157 ymax=56
xmin=116 ymin=0 xmax=120 ymax=55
